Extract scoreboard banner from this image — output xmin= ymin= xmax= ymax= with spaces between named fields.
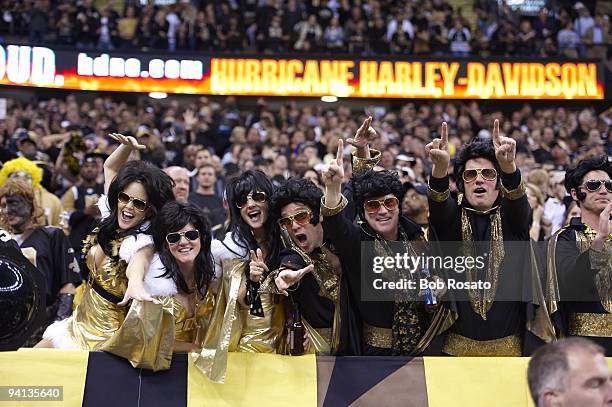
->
xmin=0 ymin=44 xmax=605 ymax=99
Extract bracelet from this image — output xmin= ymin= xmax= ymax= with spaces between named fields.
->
xmin=352 ymin=149 xmax=381 ymax=173
xmin=427 ymin=184 xmax=450 ymax=202
xmin=320 ymin=194 xmax=348 ymax=217
xmin=501 ymin=180 xmax=526 ymax=200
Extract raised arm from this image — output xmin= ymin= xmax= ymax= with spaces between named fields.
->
xmin=103 ymin=133 xmax=147 ymax=194
xmin=426 ymin=122 xmax=459 ymax=238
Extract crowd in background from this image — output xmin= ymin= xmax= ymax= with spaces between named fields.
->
xmin=0 ymin=93 xmax=610 ymax=244
xmin=0 ymin=0 xmax=609 ymax=58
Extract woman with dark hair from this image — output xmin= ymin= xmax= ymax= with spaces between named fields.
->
xmin=198 ymin=170 xmax=285 ymax=381
xmin=38 ymin=134 xmax=176 ymax=370
xmin=151 ymin=201 xmax=216 ymax=354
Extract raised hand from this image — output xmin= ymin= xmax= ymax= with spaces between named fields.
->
xmin=593 ymin=200 xmax=612 ymax=251
xmin=183 ymin=109 xmax=197 ymax=131
xmin=249 ymin=248 xmax=269 ymax=283
xmin=322 ymin=138 xmax=345 ymax=188
xmin=346 ymin=116 xmax=377 ymax=150
xmin=425 ymin=122 xmax=451 ymax=178
xmin=275 ymin=264 xmax=314 ymax=296
xmin=108 ymin=133 xmax=147 ymax=151
xmin=491 ymin=119 xmax=517 ymax=173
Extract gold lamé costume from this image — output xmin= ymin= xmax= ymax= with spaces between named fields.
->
xmin=193 ymin=257 xmax=286 ymax=382
xmin=63 ymin=230 xmax=176 ymax=371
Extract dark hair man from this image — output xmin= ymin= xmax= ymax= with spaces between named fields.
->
xmin=547 ymin=155 xmax=611 ymax=354
xmin=320 ymin=118 xmax=450 ymax=356
xmin=426 ymin=120 xmax=533 ymax=356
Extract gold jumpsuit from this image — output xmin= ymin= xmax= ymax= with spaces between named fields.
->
xmin=64 ymin=231 xmax=175 ymax=371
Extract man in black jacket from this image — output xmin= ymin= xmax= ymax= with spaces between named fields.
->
xmin=426 ymin=120 xmax=533 ymax=356
xmin=547 ymin=155 xmax=611 ymax=355
xmin=320 ymin=121 xmax=451 ymax=356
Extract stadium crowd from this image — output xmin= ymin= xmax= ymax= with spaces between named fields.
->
xmin=0 ymin=94 xmax=609 ymax=241
xmin=0 ymin=0 xmax=609 ymax=58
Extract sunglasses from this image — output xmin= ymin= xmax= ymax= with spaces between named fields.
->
xmin=278 ymin=210 xmax=312 ymax=228
xmin=236 ymin=191 xmax=267 ymax=208
xmin=117 ymin=191 xmax=149 ymax=212
xmin=364 ymin=196 xmax=399 ymax=214
xmin=583 ymin=179 xmax=612 ymax=193
xmin=462 ymin=168 xmax=498 ymax=183
xmin=166 ymin=229 xmax=200 ymax=244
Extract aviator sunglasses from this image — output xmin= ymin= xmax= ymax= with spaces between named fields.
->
xmin=236 ymin=191 xmax=267 ymax=208
xmin=364 ymin=196 xmax=400 ymax=214
xmin=166 ymin=229 xmax=200 ymax=244
xmin=582 ymin=179 xmax=612 ymax=193
xmin=117 ymin=191 xmax=149 ymax=212
xmin=278 ymin=210 xmax=312 ymax=228
xmin=462 ymin=168 xmax=498 ymax=183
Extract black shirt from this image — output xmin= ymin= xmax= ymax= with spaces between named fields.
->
xmin=19 ymin=227 xmax=82 ymax=304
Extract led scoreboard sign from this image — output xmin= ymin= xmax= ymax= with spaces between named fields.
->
xmin=0 ymin=44 xmax=604 ymax=99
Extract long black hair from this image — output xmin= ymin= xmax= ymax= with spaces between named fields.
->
xmin=153 ymin=201 xmax=214 ymax=295
xmin=225 ymin=169 xmax=280 ymax=268
xmin=98 ymin=161 xmax=174 ymax=256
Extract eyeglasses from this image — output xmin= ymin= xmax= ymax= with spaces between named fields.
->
xmin=278 ymin=210 xmax=312 ymax=228
xmin=364 ymin=196 xmax=399 ymax=213
xmin=462 ymin=168 xmax=498 ymax=183
xmin=236 ymin=191 xmax=267 ymax=208
xmin=117 ymin=191 xmax=149 ymax=212
xmin=583 ymin=179 xmax=612 ymax=193
xmin=166 ymin=229 xmax=200 ymax=244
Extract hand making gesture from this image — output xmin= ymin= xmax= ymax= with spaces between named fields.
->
xmin=425 ymin=122 xmax=451 ymax=178
xmin=491 ymin=119 xmax=517 ymax=174
xmin=275 ymin=265 xmax=314 ymax=296
xmin=249 ymin=248 xmax=269 ymax=283
xmin=346 ymin=116 xmax=378 ymax=158
xmin=322 ymin=139 xmax=345 ymax=207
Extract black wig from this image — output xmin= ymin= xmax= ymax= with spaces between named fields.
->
xmin=225 ymin=169 xmax=280 ymax=268
xmin=153 ymin=201 xmax=214 ymax=295
xmin=353 ymin=169 xmax=403 ymax=218
xmin=271 ymin=178 xmax=323 ymax=225
xmin=564 ymin=155 xmax=611 ymax=198
xmin=97 ymin=160 xmax=174 ymax=256
xmin=453 ymin=140 xmax=501 ymax=193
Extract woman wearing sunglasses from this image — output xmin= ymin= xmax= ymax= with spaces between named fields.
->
xmin=151 ymin=201 xmax=217 ymax=357
xmin=38 ymin=134 xmax=176 ymax=370
xmin=426 ymin=120 xmax=537 ymax=356
xmin=199 ymin=170 xmax=284 ymax=381
xmin=547 ymin=155 xmax=611 ymax=354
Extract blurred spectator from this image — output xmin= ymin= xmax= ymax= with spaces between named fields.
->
xmin=558 ymin=21 xmax=580 ymax=58
xmin=117 ymin=6 xmax=138 ymax=49
xmin=583 ymin=12 xmax=610 ymax=59
xmin=448 ymin=18 xmax=470 ymax=57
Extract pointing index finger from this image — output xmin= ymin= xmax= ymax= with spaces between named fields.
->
xmin=336 ymin=138 xmax=344 ymax=165
xmin=440 ymin=122 xmax=448 ymax=144
xmin=492 ymin=119 xmax=500 ymax=146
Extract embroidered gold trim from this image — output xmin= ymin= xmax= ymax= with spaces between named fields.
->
xmin=569 ymin=313 xmax=612 ymax=337
xmin=427 ymin=185 xmax=450 ymax=202
xmin=363 ymin=322 xmax=392 ymax=349
xmin=501 ymin=179 xmax=526 ymax=200
xmin=461 ymin=207 xmax=504 ymax=320
xmin=442 ymin=332 xmax=522 ymax=356
xmin=575 ymin=229 xmax=612 ymax=313
xmin=320 ymin=194 xmax=348 ymax=217
xmin=352 ymin=149 xmax=381 ymax=173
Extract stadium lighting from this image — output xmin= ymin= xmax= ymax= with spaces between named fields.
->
xmin=148 ymin=92 xmax=168 ymax=99
xmin=321 ymin=96 xmax=338 ymax=103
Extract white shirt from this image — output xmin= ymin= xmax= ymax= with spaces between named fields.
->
xmin=544 ymin=197 xmax=567 ymax=234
